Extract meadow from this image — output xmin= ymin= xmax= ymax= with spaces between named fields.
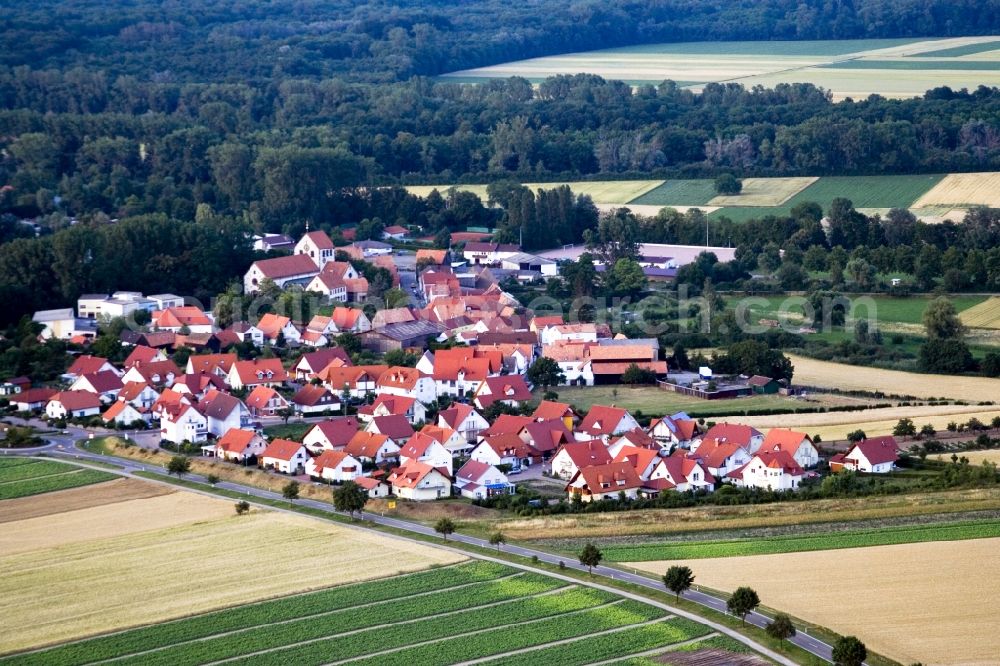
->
xmin=628 ymin=537 xmax=1000 ymax=665
xmin=0 ymin=458 xmax=114 ymax=500
xmin=0 ymin=484 xmax=462 ymax=653
xmin=601 ymin=520 xmax=1000 ymax=561
xmin=1 ymin=560 xmax=717 ymax=666
xmin=545 ymin=385 xmax=795 ymax=416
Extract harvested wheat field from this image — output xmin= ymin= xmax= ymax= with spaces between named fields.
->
xmin=0 ymin=477 xmax=170 ymax=523
xmin=731 ymin=403 xmax=1000 ymax=442
xmin=959 ymin=296 xmax=1000 ymax=329
xmin=405 ymin=180 xmax=663 ymax=204
xmin=913 ymin=171 xmax=1000 ymax=208
xmin=0 ymin=488 xmax=462 ymax=653
xmin=629 ymin=538 xmax=1000 ymax=665
xmin=933 ymin=449 xmax=1000 ymax=464
xmin=787 ymin=353 xmax=1000 ymax=400
xmin=707 ymin=177 xmax=817 ymax=207
xmin=594 ymin=203 xmax=720 ymax=216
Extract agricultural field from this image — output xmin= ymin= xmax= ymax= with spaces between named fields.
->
xmin=0 ymin=457 xmax=114 ymax=500
xmin=1 ymin=560 xmax=719 ymax=666
xmin=913 ymin=171 xmax=1000 ymax=207
xmin=933 ymin=449 xmax=1000 ymax=464
xmin=405 ymin=180 xmax=663 ymax=205
xmin=0 ymin=482 xmax=462 ymax=653
xmin=728 ymin=293 xmax=986 ymax=328
xmin=546 ymin=385 xmax=822 ymax=417
xmin=959 ymin=296 xmax=1000 ymax=329
xmin=706 ymin=176 xmax=816 ymax=207
xmin=786 ymin=353 xmax=1000 ymax=400
xmin=628 ymin=537 xmax=1000 ymax=665
xmin=601 ymin=520 xmax=1000 ymax=561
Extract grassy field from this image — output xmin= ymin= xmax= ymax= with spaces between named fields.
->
xmin=913 ymin=171 xmax=1000 ymax=207
xmin=630 ymin=179 xmax=719 ymax=206
xmin=548 ymin=385 xmax=796 ymax=417
xmin=601 ymin=520 xmax=1000 ymax=561
xmin=727 ymin=293 xmax=986 ymax=327
xmin=706 ymin=177 xmax=816 ymax=206
xmin=628 ymin=537 xmax=1000 ymax=665
xmin=0 ymin=483 xmax=463 ymax=653
xmin=787 ymin=353 xmax=1000 ymax=400
xmin=960 ymin=296 xmax=1000 ymax=329
xmin=916 ymin=40 xmax=1000 ymax=57
xmin=2 ymin=560 xmax=716 ymax=666
xmin=0 ymin=458 xmax=114 ymax=500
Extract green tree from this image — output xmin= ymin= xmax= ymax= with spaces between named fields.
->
xmin=332 ymin=480 xmax=369 ymax=518
xmin=726 ymin=586 xmax=760 ymax=625
xmin=765 ymin=613 xmax=796 ymax=641
xmin=923 ymin=297 xmax=965 ymax=340
xmin=489 ymin=531 xmax=506 ymax=552
xmin=621 ymin=363 xmax=657 ymax=385
xmin=234 ymin=500 xmax=251 ymax=515
xmin=167 ymin=455 xmax=191 ymax=477
xmin=527 ymin=356 xmax=565 ymax=391
xmin=846 ymin=429 xmax=866 ymax=442
xmin=919 ymin=338 xmax=975 ymax=373
xmin=605 ymin=258 xmax=646 ymax=297
xmin=714 ymin=173 xmax=742 ymax=195
xmin=579 ymin=543 xmax=603 ymax=574
xmin=282 ymin=480 xmax=300 ymax=504
xmin=206 ymin=474 xmax=219 ymax=486
xmin=584 ymin=210 xmax=640 ymax=265
xmin=662 ymin=565 xmax=695 ymax=601
xmin=724 ymin=340 xmax=794 ymax=382
xmin=434 ymin=517 xmax=456 ymax=540
xmin=893 ymin=418 xmax=917 ymax=437
xmin=832 ymin=636 xmax=867 ymax=666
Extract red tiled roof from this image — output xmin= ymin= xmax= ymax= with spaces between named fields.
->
xmin=67 ymin=355 xmax=110 ymax=377
xmin=306 ymin=417 xmax=360 ymax=448
xmin=79 ymin=370 xmax=124 ymax=393
xmin=261 ymin=438 xmax=305 ymax=461
xmin=246 ymin=385 xmax=285 ymax=411
xmin=577 ymin=405 xmax=630 ymax=436
xmin=388 ymin=460 xmax=443 ymax=489
xmin=482 ymin=414 xmax=533 ymax=437
xmin=345 ymin=431 xmax=393 ymax=459
xmin=231 ymin=358 xmax=288 ymax=385
xmin=370 ymin=414 xmax=415 ymax=440
xmin=217 ymin=428 xmax=259 ymax=454
xmin=187 ymin=353 xmax=237 ymax=374
xmin=124 ymin=346 xmax=161 ymax=369
xmin=848 ymin=436 xmax=900 ymax=466
xmin=476 ymin=375 xmax=532 ymax=406
xmin=302 ymin=230 xmax=335 ymax=250
xmin=254 ymin=254 xmax=319 ymax=279
xmin=13 ymin=388 xmax=57 ymax=404
xmin=556 ymin=440 xmax=612 ymax=469
xmin=532 ymin=400 xmax=575 ymax=422
xmin=311 ymin=449 xmax=356 ymax=473
xmin=702 ymin=423 xmax=763 ymax=447
xmin=50 ymin=390 xmax=101 ymax=411
xmin=292 ymin=384 xmax=334 ymax=407
xmin=760 ymin=428 xmax=811 ymax=455
xmin=438 ymin=403 xmax=476 ymax=429
xmin=571 ymin=462 xmax=643 ymax=493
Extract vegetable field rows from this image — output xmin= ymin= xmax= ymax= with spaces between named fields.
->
xmin=0 ymin=459 xmax=114 ymax=500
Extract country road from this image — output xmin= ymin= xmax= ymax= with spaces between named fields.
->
xmin=5 ymin=431 xmax=842 ymax=664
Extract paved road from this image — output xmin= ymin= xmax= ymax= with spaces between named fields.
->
xmin=11 ymin=436 xmax=838 ymax=664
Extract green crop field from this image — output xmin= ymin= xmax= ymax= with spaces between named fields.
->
xmin=602 ymin=520 xmax=1000 ymax=561
xmin=546 ymin=385 xmax=796 ymax=417
xmin=2 ymin=561 xmax=717 ymax=666
xmin=599 ymin=38 xmax=924 ymax=57
xmin=727 ymin=294 xmax=986 ymax=327
xmin=0 ymin=458 xmax=114 ymax=500
xmin=630 ymin=180 xmax=722 ymax=206
xmin=915 ymin=41 xmax=1000 ymax=57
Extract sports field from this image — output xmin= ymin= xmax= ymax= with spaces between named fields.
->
xmin=0 ymin=483 xmax=463 ymax=653
xmin=628 ymin=537 xmax=1000 ymax=665
xmin=1 ymin=559 xmax=718 ymax=666
xmin=0 ymin=458 xmax=114 ymax=500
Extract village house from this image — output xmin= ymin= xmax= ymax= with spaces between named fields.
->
xmin=419 ymin=424 xmax=469 ymax=456
xmin=454 ymin=460 xmax=514 ymax=500
xmin=244 ymin=254 xmax=319 ymax=293
xmin=550 ymin=440 xmax=613 ymax=480
xmin=574 ymin=405 xmax=641 ymax=442
xmin=295 ymin=230 xmax=336 ymax=269
xmin=517 ymin=419 xmax=574 ymax=461
xmin=688 ymin=438 xmax=752 ymax=479
xmin=437 ymin=403 xmax=490 ymax=444
xmin=357 ymin=393 xmax=426 ymax=425
xmin=302 ymin=417 xmax=360 ymax=454
xmin=612 ymin=445 xmax=663 ymax=480
xmin=648 ymin=413 xmax=699 ymax=450
xmin=101 ymin=400 xmax=148 ymax=426
xmin=316 ymin=364 xmax=387 ymax=398
xmin=606 ymin=428 xmax=660 ymax=458
xmin=330 ymin=306 xmax=371 ymax=333
xmin=531 ymin=400 xmax=578 ymax=430
xmin=566 ymin=462 xmax=643 ymax=502
xmin=121 ymin=360 xmax=181 ymax=388
xmin=260 ymin=438 xmax=309 ymax=474
xmin=398 ymin=431 xmax=454 ymax=475
xmin=293 ymin=348 xmax=351 ymax=380
xmin=245 ymin=385 xmax=291 ymax=417
xmin=540 ymin=322 xmax=603 ymax=346
xmin=473 ymin=375 xmax=533 ymax=409
xmin=151 ymin=307 xmax=214 ymax=334
xmin=230 ymin=321 xmax=265 ymax=346
xmin=470 ymin=433 xmax=538 ymax=469
xmin=365 ymin=414 xmax=415 ymax=446
xmin=46 ymin=390 xmax=102 ymax=419
xmin=201 ymin=390 xmax=251 ymax=437
xmin=291 ymin=384 xmax=340 ymax=414
xmin=345 ymin=431 xmax=400 ymax=464
xmin=759 ymin=428 xmax=820 ymax=468
xmin=388 ymin=461 xmax=452 ymax=501
xmin=209 ymin=428 xmax=267 ymax=462
xmin=187 ymin=353 xmax=237 ymax=378
xmin=382 ymin=224 xmax=409 ymax=240
xmin=694 ymin=423 xmax=764 ymax=454
xmin=13 ymin=388 xmax=57 ymax=412
xmin=647 ymin=454 xmax=716 ymax=493
xmin=306 ymin=272 xmax=349 ymax=302
xmin=729 ymin=451 xmax=804 ymax=491
xmin=171 ymin=373 xmax=227 ymax=400
xmin=123 ymin=345 xmax=168 ymax=369
xmin=542 ymin=342 xmax=595 ymax=386
xmin=428 ymin=348 xmax=502 ymax=398
xmin=306 ymin=450 xmax=363 ymax=483
xmin=159 ymin=403 xmax=208 ymax=443
xmin=832 ymin=436 xmax=900 ymax=474
xmin=462 ymin=241 xmax=521 ymax=266
xmin=227 ymin=358 xmax=288 ymax=390
xmin=255 ymin=313 xmax=301 ymax=345
xmin=117 ymin=381 xmax=160 ymax=410
xmin=355 ymin=476 xmax=391 ymax=498
xmin=377 ymin=366 xmax=437 ymax=404
xmin=69 ymin=371 xmax=124 ymax=403
xmin=66 ymin=355 xmax=118 ymax=380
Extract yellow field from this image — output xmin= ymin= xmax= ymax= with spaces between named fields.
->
xmin=913 ymin=171 xmax=1000 ymax=208
xmin=959 ymin=296 xmax=1000 ymax=329
xmin=404 ymin=180 xmax=663 ymax=205
xmin=787 ymin=353 xmax=1000 ymax=400
xmin=707 ymin=177 xmax=817 ymax=206
xmin=932 ymin=449 xmax=1000 ymax=464
xmin=629 ymin=537 xmax=1000 ymax=665
xmin=734 ymin=404 xmax=1000 ymax=442
xmin=0 ymin=486 xmax=462 ymax=652
xmin=721 ymin=68 xmax=1000 ymax=101
xmin=595 ymin=203 xmax=720 ymax=216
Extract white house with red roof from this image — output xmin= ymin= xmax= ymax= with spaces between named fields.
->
xmin=124 ymin=345 xmax=167 ymax=369
xmin=355 ymin=476 xmax=391 ymax=498
xmin=647 ymin=454 xmax=715 ymax=493
xmin=694 ymin=423 xmax=764 ymax=454
xmin=200 ymin=390 xmax=250 ymax=437
xmin=295 ymin=230 xmax=336 ymax=269
xmin=470 ymin=433 xmax=537 ymax=468
xmin=518 ymin=419 xmax=575 ymax=461
xmin=454 ymin=460 xmax=513 ymax=499
xmin=387 ymin=461 xmax=452 ymax=501
xmin=151 ymin=307 xmax=214 ymax=334
xmin=835 ymin=436 xmax=899 ymax=473
xmin=688 ymin=438 xmax=752 ymax=478
xmin=306 ymin=450 xmax=363 ymax=483
xmin=377 ymin=366 xmax=437 ymax=404
xmin=227 ymin=358 xmax=288 ymax=390
xmin=531 ymin=400 xmax=578 ymax=430
xmin=291 ymin=384 xmax=339 ymax=415
xmin=330 ymin=306 xmax=371 ymax=333
xmin=648 ymin=413 xmax=700 ymax=449
xmin=65 ymin=355 xmax=117 ymax=380
xmin=302 ymin=417 xmax=360 ymax=453
xmin=345 ymin=431 xmax=400 ymax=464
xmin=550 ymin=440 xmax=613 ymax=480
xmin=256 ymin=313 xmax=301 ymax=345
xmin=419 ymin=424 xmax=468 ymax=456
xmin=612 ymin=445 xmax=662 ymax=480
xmin=210 ymin=428 xmax=267 ymax=462
xmin=759 ymin=428 xmax=820 ymax=468
xmin=606 ymin=428 xmax=660 ymax=458
xmin=121 ymin=360 xmax=181 ymax=388
xmin=566 ymin=461 xmax=643 ymax=502
xmin=101 ymin=401 xmax=147 ymax=426
xmin=69 ymin=370 xmax=124 ymax=403
xmin=246 ymin=385 xmax=290 ymax=416
xmin=473 ymin=375 xmax=533 ymax=410
xmin=244 ymin=255 xmax=320 ymax=293
xmin=398 ymin=431 xmax=453 ymax=476
xmin=46 ymin=390 xmax=102 ymax=419
xmin=306 ymin=272 xmax=348 ymax=302
xmin=117 ymin=381 xmax=160 ymax=410
xmin=729 ymin=451 xmax=804 ymax=491
xmin=293 ymin=348 xmax=352 ymax=380
xmin=357 ymin=393 xmax=426 ymax=425
xmin=365 ymin=414 xmax=415 ymax=445
xmin=574 ymin=405 xmax=640 ymax=442
xmin=159 ymin=403 xmax=208 ymax=443
xmin=187 ymin=353 xmax=237 ymax=378
xmin=437 ymin=403 xmax=489 ymax=443
xmin=260 ymin=438 xmax=309 ymax=474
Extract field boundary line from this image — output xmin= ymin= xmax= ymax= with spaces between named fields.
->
xmin=204 ymin=585 xmax=585 ymax=666
xmin=579 ymin=632 xmax=719 ymax=666
xmin=90 ymin=574 xmax=531 ymax=666
xmin=0 ymin=469 xmax=84 ymax=485
xmin=321 ymin=600 xmax=631 ymax=666
xmin=451 ymin=616 xmax=674 ymax=666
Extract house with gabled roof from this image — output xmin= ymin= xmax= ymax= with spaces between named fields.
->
xmin=518 ymin=419 xmax=574 ymax=460
xmin=429 ymin=348 xmax=502 ymax=399
xmin=345 ymin=431 xmax=400 ymax=464
xmin=377 ymin=366 xmax=436 ymax=404
xmin=354 ymin=476 xmax=391 ymax=498
xmin=365 ymin=414 xmax=415 ymax=444
xmin=613 ymin=445 xmax=662 ymax=480
xmin=419 ymin=424 xmax=468 ymax=456
xmin=531 ymin=400 xmax=577 ymax=430
xmin=550 ymin=440 xmax=612 ymax=480
xmin=330 ymin=306 xmax=371 ymax=334
xmin=541 ymin=342 xmax=594 ymax=386
xmin=151 ymin=307 xmax=214 ymax=334
xmin=695 ymin=422 xmax=764 ymax=454
xmin=256 ymin=313 xmax=301 ymax=345
xmin=211 ymin=428 xmax=267 ymax=462
xmin=687 ymin=438 xmax=751 ymax=479
xmin=246 ymin=385 xmax=290 ymax=417
xmin=260 ymin=438 xmax=309 ymax=474
xmin=455 ymin=460 xmax=513 ymax=499
xmin=295 ymin=230 xmax=336 ymax=269
xmin=69 ymin=371 xmax=124 ymax=403
xmin=12 ymin=388 xmax=58 ymax=412
xmin=307 ymin=272 xmax=348 ymax=302
xmin=244 ymin=255 xmax=319 ymax=293
xmin=729 ymin=451 xmax=804 ymax=491
xmin=159 ymin=403 xmax=208 ymax=443
xmin=66 ymin=355 xmax=117 ymax=380
xmin=566 ymin=462 xmax=643 ymax=502
xmin=121 ymin=360 xmax=181 ymax=388
xmin=117 ymin=381 xmax=160 ymax=410
xmin=607 ymin=428 xmax=660 ymax=458
xmin=291 ymin=384 xmax=339 ymax=415
xmin=302 ymin=417 xmax=360 ymax=454
xmin=647 ymin=453 xmax=715 ymax=493
xmin=293 ymin=348 xmax=352 ymax=380
xmin=371 ymin=307 xmax=416 ymax=330
xmin=102 ymin=400 xmax=148 ymax=426
xmin=481 ymin=414 xmax=533 ymax=437
xmin=470 ymin=433 xmax=537 ymax=468
xmin=306 ymin=450 xmax=363 ymax=483
xmin=316 ymin=364 xmax=386 ymax=398
xmin=228 ymin=321 xmax=265 ymax=346
xmin=473 ymin=375 xmax=533 ymax=409
xmin=46 ymin=390 xmax=102 ymax=419
xmin=124 ymin=345 xmax=167 ymax=369
xmin=648 ymin=413 xmax=699 ymax=450
xmin=398 ymin=431 xmax=453 ymax=475
xmin=438 ymin=403 xmax=489 ymax=444
xmin=388 ymin=461 xmax=451 ymax=501
xmin=172 ymin=373 xmax=227 ymax=400
xmin=227 ymin=358 xmax=288 ymax=390
xmin=759 ymin=428 xmax=819 ymax=468
xmin=357 ymin=393 xmax=426 ymax=425
xmin=200 ymin=389 xmax=251 ymax=437
xmin=186 ymin=353 xmax=237 ymax=378
xmin=833 ymin=436 xmax=899 ymax=474
xmin=575 ymin=405 xmax=640 ymax=442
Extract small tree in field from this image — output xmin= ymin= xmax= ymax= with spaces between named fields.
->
xmin=662 ymin=565 xmax=695 ymax=601
xmin=893 ymin=418 xmax=916 ymax=437
xmin=832 ymin=636 xmax=867 ymax=666
xmin=714 ymin=173 xmax=742 ymax=195
xmin=282 ymin=480 xmax=300 ymax=505
xmin=434 ymin=517 xmax=456 ymax=540
xmin=206 ymin=474 xmax=219 ymax=486
xmin=765 ymin=613 xmax=796 ymax=641
xmin=167 ymin=455 xmax=191 ymax=477
xmin=332 ymin=481 xmax=369 ymax=518
xmin=489 ymin=531 xmax=506 ymax=552
xmin=235 ymin=500 xmax=251 ymax=515
xmin=579 ymin=543 xmax=603 ymax=574
xmin=726 ymin=586 xmax=760 ymax=625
